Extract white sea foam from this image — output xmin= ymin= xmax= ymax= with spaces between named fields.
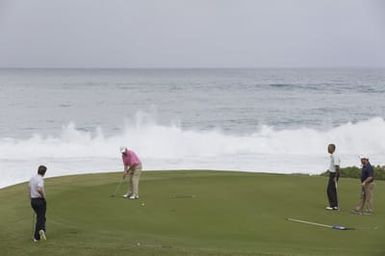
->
xmin=1 ymin=116 xmax=385 ymax=189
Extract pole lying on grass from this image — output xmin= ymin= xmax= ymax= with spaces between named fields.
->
xmin=110 ymin=179 xmax=124 ymax=197
xmin=287 ymin=218 xmax=354 ymax=230
xmin=169 ymin=194 xmax=196 ymax=199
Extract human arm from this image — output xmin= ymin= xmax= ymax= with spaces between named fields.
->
xmin=334 ymin=165 xmax=340 ymax=182
xmin=36 ymin=178 xmax=45 ymax=198
xmin=121 ymin=151 xmax=131 ymax=179
xmin=122 ymin=165 xmax=129 ymax=179
xmin=362 ymin=176 xmax=373 ymax=186
xmin=361 ymin=166 xmax=374 ymax=186
xmin=122 ymin=164 xmax=135 ymax=179
xmin=36 ymin=186 xmax=45 ymax=198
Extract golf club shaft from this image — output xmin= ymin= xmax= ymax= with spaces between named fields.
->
xmin=335 ymin=180 xmax=339 ymax=208
xmin=112 ymin=179 xmax=124 ymax=196
xmin=32 ymin=212 xmax=35 ymax=239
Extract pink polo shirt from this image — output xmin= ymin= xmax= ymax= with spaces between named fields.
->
xmin=122 ymin=150 xmax=141 ymax=167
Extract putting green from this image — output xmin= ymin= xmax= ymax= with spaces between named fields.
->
xmin=0 ymin=171 xmax=384 ymax=256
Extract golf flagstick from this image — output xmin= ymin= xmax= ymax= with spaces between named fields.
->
xmin=169 ymin=194 xmax=196 ymax=199
xmin=287 ymin=218 xmax=354 ymax=230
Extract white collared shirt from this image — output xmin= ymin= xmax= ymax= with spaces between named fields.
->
xmin=29 ymin=174 xmax=45 ymax=198
xmin=329 ymin=153 xmax=341 ymax=173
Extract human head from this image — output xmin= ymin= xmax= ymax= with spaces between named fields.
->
xmin=327 ymin=144 xmax=336 ymax=154
xmin=360 ymin=156 xmax=369 ymax=165
xmin=120 ymin=146 xmax=127 ymax=155
xmin=37 ymin=165 xmax=47 ymax=176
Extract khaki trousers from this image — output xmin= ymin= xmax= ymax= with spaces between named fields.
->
xmin=127 ymin=164 xmax=142 ymax=197
xmin=355 ymin=182 xmax=374 ymax=213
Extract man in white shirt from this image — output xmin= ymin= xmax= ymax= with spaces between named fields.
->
xmin=29 ymin=165 xmax=47 ymax=242
xmin=326 ymin=144 xmax=341 ymax=210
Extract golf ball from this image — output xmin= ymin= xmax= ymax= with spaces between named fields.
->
xmin=141 ymin=203 xmax=145 ymax=206
xmin=137 ymin=242 xmax=141 ymax=246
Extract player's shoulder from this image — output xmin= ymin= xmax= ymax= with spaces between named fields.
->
xmin=334 ymin=153 xmax=341 ymax=163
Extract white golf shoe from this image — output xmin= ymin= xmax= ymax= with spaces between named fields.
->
xmin=39 ymin=230 xmax=47 ymax=240
xmin=122 ymin=193 xmax=132 ymax=198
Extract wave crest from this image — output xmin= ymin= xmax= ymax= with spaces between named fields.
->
xmin=1 ymin=116 xmax=385 ymax=188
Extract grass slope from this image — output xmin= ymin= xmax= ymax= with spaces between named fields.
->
xmin=0 ymin=171 xmax=384 ymax=256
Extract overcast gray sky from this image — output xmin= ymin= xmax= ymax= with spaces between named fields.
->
xmin=0 ymin=0 xmax=384 ymax=68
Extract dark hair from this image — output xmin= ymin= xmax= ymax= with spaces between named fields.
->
xmin=328 ymin=144 xmax=336 ymax=150
xmin=37 ymin=165 xmax=47 ymax=175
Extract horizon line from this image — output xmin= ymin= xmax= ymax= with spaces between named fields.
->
xmin=1 ymin=66 xmax=385 ymax=70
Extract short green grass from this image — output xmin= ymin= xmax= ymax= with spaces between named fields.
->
xmin=0 ymin=171 xmax=384 ymax=256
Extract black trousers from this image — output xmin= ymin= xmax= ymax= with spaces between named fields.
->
xmin=31 ymin=198 xmax=46 ymax=240
xmin=327 ymin=172 xmax=339 ymax=208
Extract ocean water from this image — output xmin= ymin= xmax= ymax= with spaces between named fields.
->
xmin=1 ymin=68 xmax=385 ymax=188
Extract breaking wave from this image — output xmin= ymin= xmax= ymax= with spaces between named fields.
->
xmin=1 ymin=115 xmax=385 ymax=188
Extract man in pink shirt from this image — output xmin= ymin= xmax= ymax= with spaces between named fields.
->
xmin=120 ymin=146 xmax=142 ymax=199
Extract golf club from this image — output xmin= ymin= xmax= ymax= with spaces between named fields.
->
xmin=110 ymin=179 xmax=124 ymax=197
xmin=287 ymin=218 xmax=354 ymax=230
xmin=335 ymin=179 xmax=340 ymax=210
xmin=31 ymin=212 xmax=35 ymax=239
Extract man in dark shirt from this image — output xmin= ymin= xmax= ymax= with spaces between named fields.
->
xmin=352 ymin=156 xmax=374 ymax=215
